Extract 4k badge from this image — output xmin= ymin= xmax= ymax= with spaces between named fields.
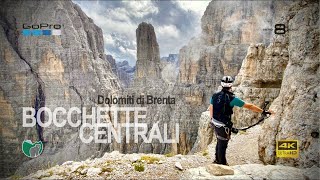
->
xmin=276 ymin=140 xmax=299 ymax=158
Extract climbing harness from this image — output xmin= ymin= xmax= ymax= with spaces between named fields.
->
xmin=211 ymin=118 xmax=231 ymax=140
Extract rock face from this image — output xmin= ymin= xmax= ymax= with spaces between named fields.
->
xmin=0 ymin=0 xmax=120 ymax=177
xmin=116 ymin=22 xmax=171 ymax=154
xmin=116 ymin=60 xmax=135 ymax=88
xmin=161 ymin=54 xmax=179 ymax=63
xmin=232 ymin=41 xmax=289 ymax=127
xmin=178 ymin=38 xmax=224 ymax=85
xmin=258 ymin=0 xmax=319 ymax=168
xmin=179 ymin=0 xmax=294 ymax=85
xmin=178 ymin=0 xmax=294 ymax=154
xmin=122 ymin=22 xmax=212 ymax=155
xmin=106 ymin=55 xmax=134 ymax=88
xmin=134 ymin=22 xmax=162 ymax=86
xmin=161 ymin=54 xmax=179 ymax=85
xmin=193 ymin=0 xmax=319 ymax=168
xmin=198 ymin=0 xmax=319 ymax=169
xmin=105 ymin=54 xmax=117 ymax=74
xmin=190 ymin=111 xmax=213 ymax=153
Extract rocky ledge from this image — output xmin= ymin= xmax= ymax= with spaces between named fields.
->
xmin=20 ymin=151 xmax=319 ymax=180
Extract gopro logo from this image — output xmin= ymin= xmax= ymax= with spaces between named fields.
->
xmin=22 ymin=23 xmax=62 ymax=36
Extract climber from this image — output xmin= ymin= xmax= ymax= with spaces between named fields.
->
xmin=209 ymin=76 xmax=274 ymax=165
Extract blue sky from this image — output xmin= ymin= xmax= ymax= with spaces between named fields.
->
xmin=74 ymin=0 xmax=210 ymax=66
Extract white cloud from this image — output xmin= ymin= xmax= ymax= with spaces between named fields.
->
xmin=125 ymin=1 xmax=159 ymax=18
xmin=126 ymin=48 xmax=136 ymax=58
xmin=156 ymin=25 xmax=180 ymax=39
xmin=107 ymin=8 xmax=131 ymax=22
xmin=119 ymin=46 xmax=125 ymax=53
xmin=175 ymin=1 xmax=210 ymax=16
xmin=104 ymin=34 xmax=114 ymax=45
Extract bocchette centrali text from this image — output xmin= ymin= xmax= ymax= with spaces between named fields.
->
xmin=22 ymin=107 xmax=179 ymax=144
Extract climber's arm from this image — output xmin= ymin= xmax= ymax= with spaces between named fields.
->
xmin=231 ymin=96 xmax=274 ymax=114
xmin=230 ymin=97 xmax=262 ymax=112
xmin=243 ymin=103 xmax=263 ymax=113
xmin=230 ymin=97 xmax=263 ymax=112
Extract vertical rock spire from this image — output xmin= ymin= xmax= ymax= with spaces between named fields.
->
xmin=134 ymin=22 xmax=162 ymax=86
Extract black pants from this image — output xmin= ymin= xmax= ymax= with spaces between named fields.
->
xmin=214 ymin=126 xmax=231 ymax=165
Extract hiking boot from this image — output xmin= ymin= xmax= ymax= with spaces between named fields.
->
xmin=213 ymin=160 xmax=229 ymax=166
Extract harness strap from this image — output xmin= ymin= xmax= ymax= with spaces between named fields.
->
xmin=211 ymin=118 xmax=226 ymax=127
xmin=212 ymin=118 xmax=231 ymax=140
xmin=225 ymin=127 xmax=230 ymax=139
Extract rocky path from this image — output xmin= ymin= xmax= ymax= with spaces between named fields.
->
xmin=21 ymin=151 xmax=212 ymax=179
xmin=21 ymin=149 xmax=318 ymax=180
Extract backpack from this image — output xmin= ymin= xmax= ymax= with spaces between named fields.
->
xmin=211 ymin=89 xmax=235 ymax=125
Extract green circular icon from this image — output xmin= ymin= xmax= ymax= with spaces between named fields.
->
xmin=22 ymin=140 xmax=43 ymax=158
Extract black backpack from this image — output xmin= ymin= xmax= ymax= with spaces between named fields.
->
xmin=211 ymin=89 xmax=235 ymax=126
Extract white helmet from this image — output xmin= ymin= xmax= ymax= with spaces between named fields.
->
xmin=221 ymin=76 xmax=234 ymax=87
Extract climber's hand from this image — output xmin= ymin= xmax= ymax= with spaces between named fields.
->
xmin=262 ymin=110 xmax=274 ymax=116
